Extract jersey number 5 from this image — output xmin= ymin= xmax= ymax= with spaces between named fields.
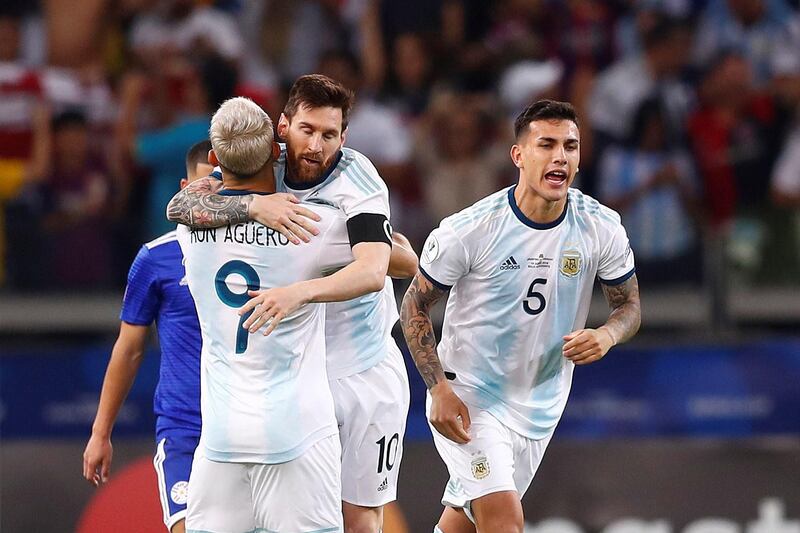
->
xmin=215 ymin=260 xmax=261 ymax=354
xmin=523 ymin=278 xmax=547 ymax=315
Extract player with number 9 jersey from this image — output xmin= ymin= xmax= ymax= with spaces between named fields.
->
xmin=177 ymin=196 xmax=352 ymax=464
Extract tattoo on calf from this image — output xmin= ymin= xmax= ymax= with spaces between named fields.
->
xmin=400 ymin=273 xmax=448 ymax=389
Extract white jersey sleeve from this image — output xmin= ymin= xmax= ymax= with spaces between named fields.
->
xmin=419 ymin=220 xmax=470 ymax=289
xmin=337 ymin=149 xmax=390 ymax=218
xmin=310 ymin=203 xmax=354 ymax=272
xmin=597 ymin=217 xmax=636 ymax=285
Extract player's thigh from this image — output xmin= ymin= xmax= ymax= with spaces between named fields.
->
xmin=333 ymin=349 xmax=410 ymax=507
xmin=471 ymin=490 xmax=523 ymax=533
xmin=250 ymin=434 xmax=343 ymax=532
xmin=342 ymin=501 xmax=383 ymax=533
xmin=427 ymin=406 xmax=518 ymax=510
xmin=153 ymin=430 xmax=199 ymax=532
xmin=185 ymin=447 xmax=255 ymax=532
xmin=437 ymin=506 xmax=476 ymax=533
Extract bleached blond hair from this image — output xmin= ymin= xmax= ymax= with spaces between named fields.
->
xmin=209 ymin=97 xmax=274 ymax=176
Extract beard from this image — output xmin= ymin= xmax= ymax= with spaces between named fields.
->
xmin=285 ymin=145 xmax=337 ymax=182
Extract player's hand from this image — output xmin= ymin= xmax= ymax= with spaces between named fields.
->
xmin=83 ymin=434 xmax=113 ymax=487
xmin=562 ymin=327 xmax=615 ymax=365
xmin=429 ymin=382 xmax=471 ymax=444
xmin=249 ymin=193 xmax=321 ymax=245
xmin=239 ymin=284 xmax=311 ymax=336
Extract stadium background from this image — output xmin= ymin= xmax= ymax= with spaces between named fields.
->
xmin=1 ymin=0 xmax=799 ymax=531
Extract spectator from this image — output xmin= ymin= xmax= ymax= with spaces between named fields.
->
xmin=413 ymin=91 xmax=510 ymax=226
xmin=589 ymin=14 xmax=694 ymax=145
xmin=693 ymin=0 xmax=800 ymax=86
xmin=116 ymin=53 xmax=237 ymax=239
xmin=688 ymin=51 xmax=780 ymax=228
xmin=597 ymin=98 xmax=701 ymax=285
xmin=0 ymin=8 xmax=50 ymax=288
xmin=41 ymin=110 xmax=114 ymax=288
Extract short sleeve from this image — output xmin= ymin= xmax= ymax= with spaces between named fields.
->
xmin=339 ymin=152 xmax=390 ymax=219
xmin=120 ymin=246 xmax=161 ymax=325
xmin=597 ymin=222 xmax=636 ymax=286
xmin=314 ymin=207 xmax=355 ymax=273
xmin=418 ymin=221 xmax=469 ymax=290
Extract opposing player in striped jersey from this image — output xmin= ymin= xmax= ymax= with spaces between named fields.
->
xmin=178 ymin=97 xmax=361 ymax=532
xmin=400 ymin=100 xmax=641 ymax=533
xmin=83 ymin=140 xmax=213 ymax=533
xmin=167 ymin=75 xmax=413 ymax=533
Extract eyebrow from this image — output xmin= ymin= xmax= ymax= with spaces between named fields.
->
xmin=537 ymin=136 xmax=580 ymax=143
xmin=298 ymin=121 xmax=339 ymax=135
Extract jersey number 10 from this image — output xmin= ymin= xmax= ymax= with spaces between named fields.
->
xmin=215 ymin=260 xmax=261 ymax=354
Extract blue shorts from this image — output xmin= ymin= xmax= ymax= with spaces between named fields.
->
xmin=153 ymin=427 xmax=201 ymax=531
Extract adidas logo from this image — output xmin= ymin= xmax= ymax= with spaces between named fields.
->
xmin=499 ymin=256 xmax=521 ymax=271
xmin=377 ymin=477 xmax=388 ymax=492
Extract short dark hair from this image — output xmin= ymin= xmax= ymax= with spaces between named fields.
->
xmin=513 ymin=99 xmax=579 ymax=139
xmin=185 ymin=139 xmax=213 ymax=174
xmin=52 ymin=109 xmax=87 ymax=132
xmin=283 ymin=74 xmax=355 ymax=130
xmin=642 ymin=15 xmax=690 ymax=51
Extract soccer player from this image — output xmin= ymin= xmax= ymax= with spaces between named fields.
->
xmin=178 ymin=96 xmax=355 ymax=531
xmin=82 ymin=140 xmax=214 ymax=533
xmin=167 ymin=75 xmax=413 ymax=533
xmin=400 ymin=100 xmax=641 ymax=533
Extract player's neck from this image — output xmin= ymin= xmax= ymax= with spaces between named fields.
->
xmin=222 ymin=167 xmax=277 ymax=194
xmin=513 ymin=183 xmax=567 ymax=224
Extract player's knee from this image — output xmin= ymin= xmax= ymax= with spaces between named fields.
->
xmin=343 ymin=504 xmax=382 ymax=533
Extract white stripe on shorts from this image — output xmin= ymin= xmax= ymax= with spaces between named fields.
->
xmin=153 ymin=438 xmax=171 ymax=527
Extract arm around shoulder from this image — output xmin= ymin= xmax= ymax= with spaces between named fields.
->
xmin=388 ymin=231 xmax=418 ymax=279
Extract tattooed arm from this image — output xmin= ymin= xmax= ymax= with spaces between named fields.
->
xmin=400 ymin=272 xmax=472 ymax=443
xmin=562 ymin=274 xmax=641 ymax=365
xmin=165 ymin=177 xmax=321 ymax=244
xmin=166 ymin=177 xmax=248 ymax=227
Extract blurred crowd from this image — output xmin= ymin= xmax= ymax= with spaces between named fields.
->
xmin=2 ymin=0 xmax=800 ymax=292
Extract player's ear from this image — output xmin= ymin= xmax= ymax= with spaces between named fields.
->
xmin=340 ymin=127 xmax=347 ymax=146
xmin=208 ymin=150 xmax=220 ymax=166
xmin=510 ymin=144 xmax=523 ymax=169
xmin=179 ymin=177 xmax=189 ymax=190
xmin=271 ymin=141 xmax=280 ymax=161
xmin=277 ymin=114 xmax=289 ymax=139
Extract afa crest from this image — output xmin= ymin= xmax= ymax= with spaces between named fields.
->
xmin=471 ymin=455 xmax=490 ymax=480
xmin=560 ymin=250 xmax=582 ymax=277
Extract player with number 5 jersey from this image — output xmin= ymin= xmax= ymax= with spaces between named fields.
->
xmin=401 ymin=100 xmax=641 ymax=533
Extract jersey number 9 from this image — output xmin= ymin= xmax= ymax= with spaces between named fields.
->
xmin=215 ymin=260 xmax=261 ymax=354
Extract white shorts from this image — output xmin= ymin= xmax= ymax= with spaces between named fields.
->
xmin=427 ymin=395 xmax=553 ymax=513
xmin=186 ymin=434 xmax=343 ymax=533
xmin=330 ymin=342 xmax=410 ymax=507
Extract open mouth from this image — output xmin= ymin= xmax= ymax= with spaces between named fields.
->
xmin=302 ymin=157 xmax=321 ymax=166
xmin=544 ymin=169 xmax=567 ymax=186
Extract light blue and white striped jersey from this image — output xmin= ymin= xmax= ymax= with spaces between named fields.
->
xmin=597 ymin=146 xmax=697 ymax=261
xmin=274 ymin=145 xmax=399 ymax=380
xmin=177 ymin=193 xmax=353 ymax=464
xmin=420 ymin=186 xmax=635 ymax=440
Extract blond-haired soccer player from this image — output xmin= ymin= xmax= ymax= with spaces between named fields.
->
xmin=401 ymin=100 xmax=641 ymax=533
xmin=168 ymin=75 xmax=414 ymax=533
xmin=178 ymin=97 xmax=352 ymax=531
